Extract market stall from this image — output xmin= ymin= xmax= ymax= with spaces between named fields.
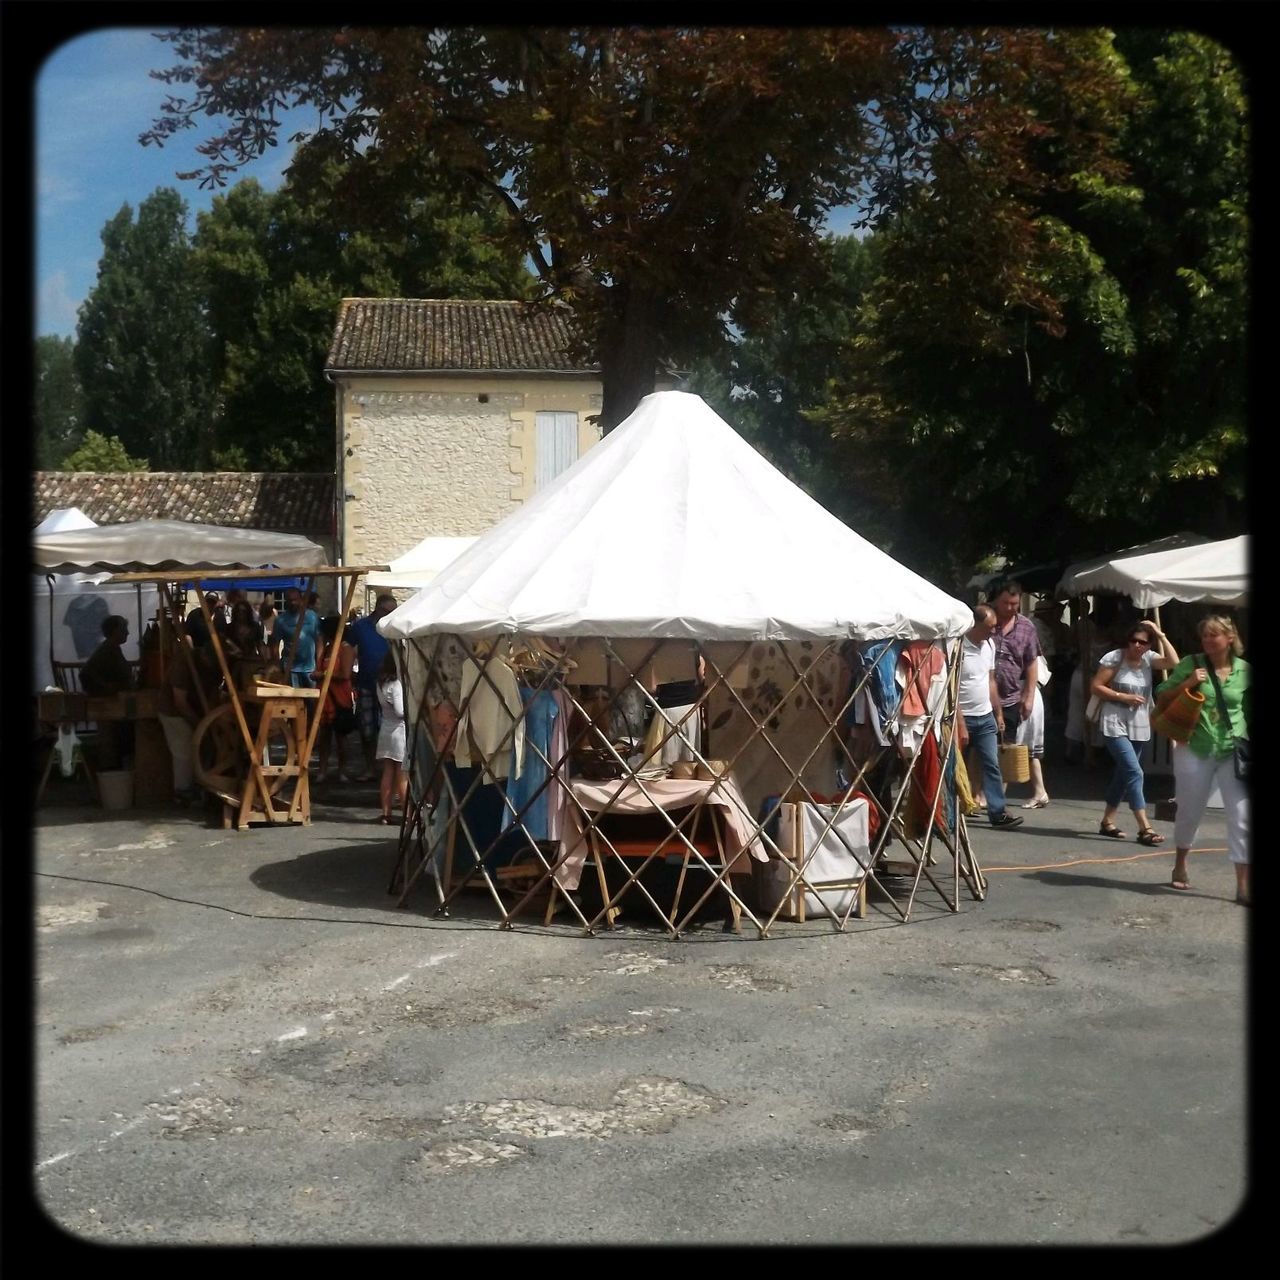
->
xmin=380 ymin=391 xmax=981 ymax=938
xmin=1056 ymin=533 xmax=1248 ymax=775
xmin=105 ymin=565 xmax=384 ymax=827
xmin=34 ymin=518 xmax=385 ymax=821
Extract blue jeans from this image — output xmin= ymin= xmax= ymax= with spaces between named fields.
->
xmin=964 ymin=712 xmax=1008 ymax=822
xmin=1103 ymin=734 xmax=1150 ymax=812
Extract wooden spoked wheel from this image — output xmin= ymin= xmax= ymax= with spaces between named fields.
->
xmin=192 ymin=702 xmax=299 ymax=807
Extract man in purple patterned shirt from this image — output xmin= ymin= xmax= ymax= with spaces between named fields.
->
xmin=991 ymin=580 xmax=1041 ymax=742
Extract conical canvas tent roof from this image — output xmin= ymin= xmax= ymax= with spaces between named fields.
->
xmin=382 ymin=391 xmax=970 ymax=642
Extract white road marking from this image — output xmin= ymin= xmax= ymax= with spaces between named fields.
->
xmin=37 ymin=1152 xmax=72 ymax=1170
xmin=416 ymin=952 xmax=457 ymax=968
xmin=382 ymin=974 xmax=411 ymax=991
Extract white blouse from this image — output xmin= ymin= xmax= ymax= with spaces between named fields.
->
xmin=1096 ymin=648 xmax=1158 ymax=741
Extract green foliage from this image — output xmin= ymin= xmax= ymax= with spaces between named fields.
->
xmin=142 ymin=27 xmax=1131 ymax=428
xmin=807 ymin=30 xmax=1248 ymax=581
xmin=35 ymin=335 xmax=84 ymax=468
xmin=74 ymin=190 xmax=216 ymax=469
xmin=60 ymin=430 xmax=148 ymax=472
xmin=191 ymin=163 xmax=533 ymax=470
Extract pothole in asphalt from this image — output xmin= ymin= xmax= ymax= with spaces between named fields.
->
xmin=56 ymin=1024 xmax=119 ymax=1045
xmin=37 ymin=901 xmax=113 ymax=930
xmin=994 ymin=919 xmax=1062 ymax=933
xmin=603 ymin=951 xmax=681 ymax=975
xmin=396 ymin=995 xmax=544 ymax=1028
xmin=707 ymin=964 xmax=789 ymax=993
xmin=563 ymin=1021 xmax=651 ymax=1039
xmin=148 ymin=1094 xmax=247 ymax=1140
xmin=945 ymin=962 xmax=1056 ymax=985
xmin=412 ymin=1140 xmax=528 ymax=1176
xmin=1118 ymin=911 xmax=1171 ymax=930
xmin=437 ymin=1076 xmax=723 ymax=1143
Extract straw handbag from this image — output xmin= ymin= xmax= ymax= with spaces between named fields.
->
xmin=1151 ymin=684 xmax=1205 ymax=744
xmin=999 ymin=742 xmax=1030 ymax=784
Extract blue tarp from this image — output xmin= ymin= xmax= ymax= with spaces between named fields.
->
xmin=182 ymin=574 xmax=310 ymax=591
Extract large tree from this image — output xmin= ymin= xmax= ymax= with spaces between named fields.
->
xmin=34 ymin=335 xmax=85 ymax=469
xmin=142 ymin=26 xmax=1130 ymax=429
xmin=192 ymin=164 xmax=532 ymax=470
xmin=74 ymin=189 xmax=216 ymax=469
xmin=812 ymin=30 xmax=1248 ymax=582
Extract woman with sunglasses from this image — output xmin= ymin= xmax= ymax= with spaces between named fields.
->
xmin=1157 ymin=615 xmax=1251 ymax=903
xmin=1091 ymin=620 xmax=1180 ymax=844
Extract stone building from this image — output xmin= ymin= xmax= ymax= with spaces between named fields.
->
xmin=325 ymin=298 xmax=606 ymax=571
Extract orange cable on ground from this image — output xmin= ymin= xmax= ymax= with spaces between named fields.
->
xmin=983 ymin=845 xmax=1227 ymax=874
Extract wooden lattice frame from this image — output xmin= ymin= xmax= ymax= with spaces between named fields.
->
xmin=387 ymin=632 xmax=985 ymax=938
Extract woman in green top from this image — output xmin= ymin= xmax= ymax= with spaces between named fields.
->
xmin=1155 ymin=615 xmax=1250 ymax=905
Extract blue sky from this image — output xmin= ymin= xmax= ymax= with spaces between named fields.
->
xmin=36 ymin=26 xmax=300 ymax=338
xmin=36 ymin=25 xmax=865 ymax=341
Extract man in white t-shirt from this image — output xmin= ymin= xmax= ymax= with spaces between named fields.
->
xmin=959 ymin=605 xmax=1023 ymax=831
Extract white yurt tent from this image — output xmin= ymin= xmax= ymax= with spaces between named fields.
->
xmin=381 ymin=391 xmax=976 ymax=936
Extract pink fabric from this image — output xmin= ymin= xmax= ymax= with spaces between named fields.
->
xmin=556 ymin=776 xmax=767 ymax=889
xmin=898 ymin=641 xmax=945 ymax=717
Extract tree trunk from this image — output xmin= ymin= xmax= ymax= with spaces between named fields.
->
xmin=598 ymin=285 xmax=662 ymax=433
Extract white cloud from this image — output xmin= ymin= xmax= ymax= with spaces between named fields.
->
xmin=38 ymin=270 xmax=82 ymax=338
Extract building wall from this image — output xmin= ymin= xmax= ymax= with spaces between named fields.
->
xmin=338 ymin=375 xmax=603 ymax=568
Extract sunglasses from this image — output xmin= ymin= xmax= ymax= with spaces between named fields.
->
xmin=1129 ymin=637 xmax=1152 ymax=646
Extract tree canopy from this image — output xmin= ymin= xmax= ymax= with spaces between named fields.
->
xmin=809 ymin=30 xmax=1248 ymax=582
xmin=142 ymin=25 xmax=1132 ymax=429
xmin=74 ymin=189 xmax=215 ymax=469
xmin=35 ymin=336 xmax=84 ymax=469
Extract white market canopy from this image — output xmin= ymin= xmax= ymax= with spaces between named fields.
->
xmin=32 ymin=519 xmax=326 ymax=575
xmin=366 ymin=535 xmax=479 ymax=591
xmin=1057 ymin=532 xmax=1247 ymax=608
xmin=381 ymin=390 xmax=972 ymax=643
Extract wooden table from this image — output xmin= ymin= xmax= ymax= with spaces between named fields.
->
xmin=564 ymin=776 xmax=768 ymax=933
xmin=225 ymin=685 xmax=320 ymax=829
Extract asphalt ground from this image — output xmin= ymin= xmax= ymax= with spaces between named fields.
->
xmin=23 ymin=740 xmax=1251 ymax=1248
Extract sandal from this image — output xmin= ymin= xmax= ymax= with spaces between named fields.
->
xmin=1171 ymin=871 xmax=1191 ymax=891
xmin=1136 ymin=828 xmax=1165 ymax=846
xmin=1098 ymin=821 xmax=1126 ymax=839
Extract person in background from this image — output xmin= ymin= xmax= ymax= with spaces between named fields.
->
xmin=1013 ymin=682 xmax=1051 ymax=808
xmin=80 ymin=614 xmax=134 ymax=696
xmin=1033 ymin=599 xmax=1075 ymax=721
xmin=270 ymin=587 xmax=321 ymax=688
xmin=1157 ymin=615 xmax=1250 ymax=904
xmin=375 ymin=647 xmax=408 ymax=824
xmin=351 ymin=593 xmax=399 ymax=782
xmin=156 ymin=634 xmax=222 ymax=804
xmin=225 ymin=599 xmax=266 ymax=692
xmin=991 ymin=580 xmax=1041 ymax=743
xmin=204 ymin=593 xmax=229 ymax=643
xmin=316 ymin=617 xmax=360 ymax=782
xmin=958 ymin=604 xmax=1023 ymax=831
xmin=80 ymin=614 xmax=136 ymax=767
xmin=1092 ymin=619 xmax=1179 ymax=843
xmin=257 ymin=598 xmax=278 ymax=647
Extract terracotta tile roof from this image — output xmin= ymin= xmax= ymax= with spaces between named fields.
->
xmin=32 ymin=472 xmax=335 ymax=535
xmin=326 ymin=298 xmax=599 ymax=374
